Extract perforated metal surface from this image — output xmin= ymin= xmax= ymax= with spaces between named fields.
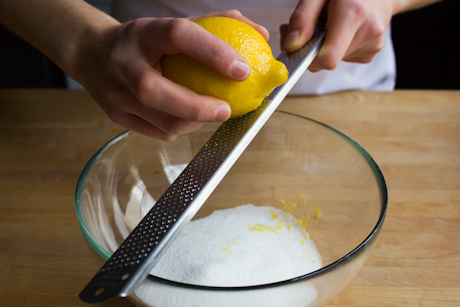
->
xmin=97 ymin=111 xmax=261 ymax=273
xmin=79 ymin=18 xmax=326 ymax=304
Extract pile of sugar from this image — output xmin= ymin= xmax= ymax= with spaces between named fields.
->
xmin=150 ymin=204 xmax=322 ymax=287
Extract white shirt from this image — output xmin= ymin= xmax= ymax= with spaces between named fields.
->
xmin=111 ymin=0 xmax=396 ymax=95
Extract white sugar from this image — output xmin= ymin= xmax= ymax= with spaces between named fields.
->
xmin=151 ymin=204 xmax=322 ymax=286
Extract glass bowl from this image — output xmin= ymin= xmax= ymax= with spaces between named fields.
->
xmin=75 ymin=111 xmax=387 ymax=307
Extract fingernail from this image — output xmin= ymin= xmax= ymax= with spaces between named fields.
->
xmin=230 ymin=60 xmax=250 ymax=80
xmin=213 ymin=104 xmax=231 ymax=122
xmin=284 ymin=31 xmax=300 ymax=49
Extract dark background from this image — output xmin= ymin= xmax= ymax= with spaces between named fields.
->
xmin=1 ymin=0 xmax=459 ymax=89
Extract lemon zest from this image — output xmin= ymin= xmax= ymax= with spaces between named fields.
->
xmin=299 ymin=193 xmax=307 ymax=207
xmin=270 ymin=209 xmax=278 ymax=221
xmin=249 ymin=223 xmax=272 ymax=232
xmin=314 ymin=208 xmax=321 ymax=225
xmin=273 ymin=222 xmax=283 ymax=232
xmin=280 ymin=199 xmax=293 ymax=212
xmin=284 ymin=213 xmax=292 ymax=222
xmin=296 ymin=213 xmax=310 ymax=228
xmin=276 ymin=172 xmax=281 ymax=179
xmin=221 ymin=247 xmax=233 ymax=254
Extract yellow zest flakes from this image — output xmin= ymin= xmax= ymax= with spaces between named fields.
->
xmin=249 ymin=222 xmax=282 ymax=233
xmin=180 ymin=233 xmax=187 ymax=236
xmin=297 ymin=237 xmax=305 ymax=245
xmin=280 ymin=199 xmax=298 ymax=212
xmin=284 ymin=213 xmax=292 ymax=222
xmin=299 ymin=193 xmax=307 ymax=207
xmin=287 ymin=225 xmax=291 ymax=231
xmin=249 ymin=223 xmax=272 ymax=232
xmin=276 ymin=172 xmax=281 ymax=179
xmin=296 ymin=213 xmax=310 ymax=228
xmin=225 ymin=215 xmax=229 ymax=218
xmin=279 ymin=199 xmax=291 ymax=212
xmin=205 ymin=230 xmax=217 ymax=235
xmin=304 ymin=233 xmax=311 ymax=241
xmin=314 ymin=208 xmax=321 ymax=225
xmin=270 ymin=209 xmax=278 ymax=220
xmin=274 ymin=222 xmax=282 ymax=231
xmin=221 ymin=246 xmax=233 ymax=254
xmin=231 ymin=241 xmax=239 ymax=245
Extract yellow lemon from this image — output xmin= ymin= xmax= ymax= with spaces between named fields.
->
xmin=161 ymin=17 xmax=289 ymax=118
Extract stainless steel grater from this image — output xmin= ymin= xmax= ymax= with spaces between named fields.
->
xmin=79 ymin=18 xmax=327 ymax=303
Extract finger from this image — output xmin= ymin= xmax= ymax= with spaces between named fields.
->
xmin=283 ymin=0 xmax=326 ymax=52
xmin=189 ymin=9 xmax=270 ymax=41
xmin=308 ymin=2 xmax=362 ymax=71
xmin=110 ymin=111 xmax=179 ymax=141
xmin=119 ymin=59 xmax=231 ymax=123
xmin=98 ymin=83 xmax=207 ymax=136
xmin=130 ymin=104 xmax=206 ymax=136
xmin=141 ymin=18 xmax=251 ymax=81
xmin=342 ymin=37 xmax=384 ymax=63
xmin=279 ymin=24 xmax=289 ymax=51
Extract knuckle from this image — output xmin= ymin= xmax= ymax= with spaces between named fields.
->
xmin=372 ymin=38 xmax=385 ymax=53
xmin=160 ymin=115 xmax=182 ymax=135
xmin=289 ymin=9 xmax=309 ymax=24
xmin=122 ymin=18 xmax=147 ymax=42
xmin=125 ymin=18 xmax=143 ymax=34
xmin=349 ymin=1 xmax=367 ymax=20
xmin=106 ymin=109 xmax=126 ymax=126
xmin=224 ymin=9 xmax=243 ymax=18
xmin=320 ymin=52 xmax=341 ymax=70
xmin=187 ymin=97 xmax=207 ymax=122
xmin=364 ymin=37 xmax=385 ymax=57
xmin=133 ymin=74 xmax=159 ymax=105
xmin=163 ymin=18 xmax=190 ymax=45
xmin=355 ymin=55 xmax=375 ymax=64
xmin=366 ymin=22 xmax=386 ymax=41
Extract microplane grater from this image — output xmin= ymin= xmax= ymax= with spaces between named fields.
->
xmin=79 ymin=18 xmax=327 ymax=303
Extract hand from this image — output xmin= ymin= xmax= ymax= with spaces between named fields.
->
xmin=71 ymin=10 xmax=269 ymax=140
xmin=280 ymin=0 xmax=394 ymax=72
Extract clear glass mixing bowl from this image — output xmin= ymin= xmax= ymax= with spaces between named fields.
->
xmin=75 ymin=111 xmax=387 ymax=307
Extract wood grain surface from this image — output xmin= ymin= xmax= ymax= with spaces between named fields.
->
xmin=0 ymin=89 xmax=459 ymax=306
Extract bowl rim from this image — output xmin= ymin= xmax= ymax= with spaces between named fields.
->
xmin=75 ymin=110 xmax=388 ymax=291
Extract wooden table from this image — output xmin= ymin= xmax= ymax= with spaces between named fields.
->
xmin=0 ymin=89 xmax=459 ymax=306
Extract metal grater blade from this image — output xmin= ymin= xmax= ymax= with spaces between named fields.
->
xmin=79 ymin=18 xmax=327 ymax=303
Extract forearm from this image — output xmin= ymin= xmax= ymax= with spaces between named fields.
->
xmin=393 ymin=0 xmax=443 ymax=14
xmin=0 ymin=0 xmax=120 ymax=79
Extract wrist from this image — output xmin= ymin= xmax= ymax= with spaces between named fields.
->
xmin=61 ymin=10 xmax=120 ymax=84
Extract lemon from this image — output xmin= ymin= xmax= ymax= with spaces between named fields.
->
xmin=161 ymin=17 xmax=289 ymax=118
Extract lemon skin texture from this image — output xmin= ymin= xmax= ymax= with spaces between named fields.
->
xmin=161 ymin=17 xmax=289 ymax=119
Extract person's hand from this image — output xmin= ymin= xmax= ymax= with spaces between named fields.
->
xmin=280 ymin=0 xmax=394 ymax=72
xmin=70 ymin=10 xmax=269 ymax=140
